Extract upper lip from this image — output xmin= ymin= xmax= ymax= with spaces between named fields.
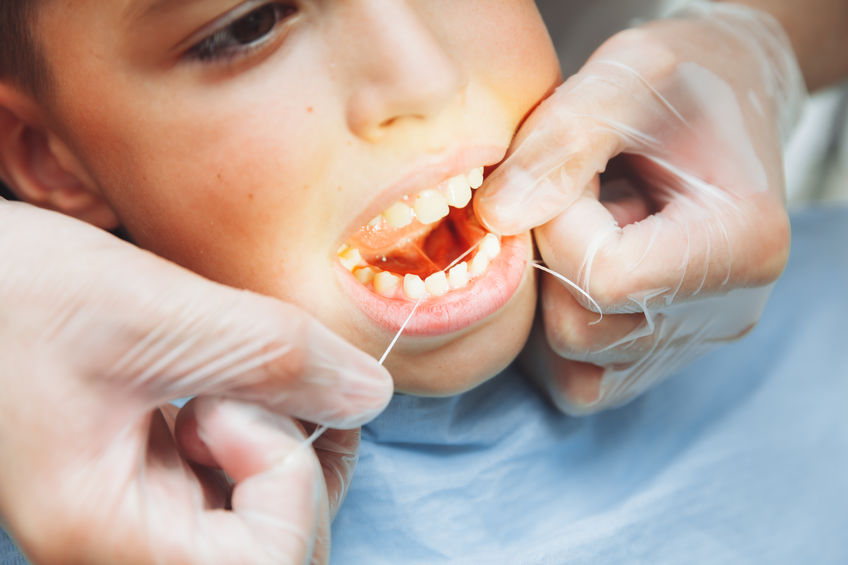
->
xmin=337 ymin=145 xmax=507 ymax=246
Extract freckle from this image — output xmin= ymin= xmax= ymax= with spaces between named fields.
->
xmin=307 ymin=106 xmax=314 ymax=113
xmin=248 ymin=193 xmax=254 ymax=201
xmin=337 ymin=186 xmax=342 ymax=192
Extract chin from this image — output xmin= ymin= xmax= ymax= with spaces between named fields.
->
xmin=382 ymin=262 xmax=537 ymax=396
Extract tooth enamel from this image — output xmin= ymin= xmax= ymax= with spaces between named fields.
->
xmin=479 ymin=234 xmax=501 ymax=260
xmin=354 ymin=266 xmax=376 ymax=285
xmin=338 ymin=247 xmax=363 ymax=271
xmin=414 ymin=189 xmax=450 ymax=224
xmin=470 ymin=251 xmax=490 ymax=276
xmin=448 ymin=262 xmax=470 ymax=289
xmin=467 ymin=167 xmax=484 ymax=189
xmin=383 ymin=202 xmax=414 ymax=228
xmin=368 ymin=215 xmax=383 ymax=227
xmin=403 ymin=274 xmax=427 ymax=300
xmin=446 ymin=175 xmax=472 ymax=208
xmin=424 ymin=272 xmax=449 ymax=296
xmin=374 ymin=271 xmax=400 ymax=297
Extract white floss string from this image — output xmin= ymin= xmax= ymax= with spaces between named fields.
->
xmin=531 ymin=261 xmax=604 ymax=324
xmin=305 ymin=241 xmax=603 ymax=448
xmin=378 ymin=299 xmax=422 ymax=365
xmin=376 ymin=237 xmax=483 ymax=366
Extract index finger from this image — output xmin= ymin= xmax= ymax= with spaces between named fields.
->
xmin=534 ymin=184 xmax=790 ymax=312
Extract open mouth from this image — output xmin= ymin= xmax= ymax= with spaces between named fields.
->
xmin=336 ymin=167 xmax=507 ymax=300
xmin=335 ymin=165 xmax=530 ymax=336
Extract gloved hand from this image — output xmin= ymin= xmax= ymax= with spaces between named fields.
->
xmin=0 ymin=201 xmax=392 ymax=564
xmin=476 ymin=2 xmax=807 ymax=415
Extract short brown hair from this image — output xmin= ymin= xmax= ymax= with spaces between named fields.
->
xmin=0 ymin=1 xmax=50 ymax=98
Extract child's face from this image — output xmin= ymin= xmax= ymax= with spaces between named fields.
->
xmin=37 ymin=0 xmax=560 ymax=395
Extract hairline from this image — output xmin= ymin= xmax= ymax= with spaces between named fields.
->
xmin=2 ymin=0 xmax=54 ymax=101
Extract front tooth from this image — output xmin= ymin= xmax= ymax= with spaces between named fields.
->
xmin=354 ymin=266 xmax=376 ymax=285
xmin=424 ymin=272 xmax=449 ymax=296
xmin=446 ymin=175 xmax=472 ymax=208
xmin=470 ymin=251 xmax=490 ymax=276
xmin=403 ymin=274 xmax=427 ymax=300
xmin=448 ymin=262 xmax=470 ymax=289
xmin=383 ymin=202 xmax=414 ymax=228
xmin=374 ymin=271 xmax=400 ymax=297
xmin=467 ymin=167 xmax=484 ymax=189
xmin=414 ymin=189 xmax=450 ymax=224
xmin=368 ymin=215 xmax=383 ymax=227
xmin=339 ymin=247 xmax=363 ymax=271
xmin=479 ymin=234 xmax=501 ymax=260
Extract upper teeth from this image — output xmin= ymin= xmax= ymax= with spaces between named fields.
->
xmin=338 ymin=167 xmax=502 ymax=301
xmin=371 ymin=167 xmax=484 ymax=228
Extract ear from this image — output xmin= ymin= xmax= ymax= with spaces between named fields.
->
xmin=0 ymin=84 xmax=119 ymax=229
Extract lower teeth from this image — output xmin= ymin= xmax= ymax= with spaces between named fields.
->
xmin=339 ymin=233 xmax=502 ymax=300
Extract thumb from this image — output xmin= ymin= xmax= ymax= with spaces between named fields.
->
xmin=3 ymin=203 xmax=393 ymax=429
xmin=474 ymin=71 xmax=626 ymax=235
xmin=113 ymin=263 xmax=394 ymax=428
xmin=190 ymin=398 xmax=324 ymax=565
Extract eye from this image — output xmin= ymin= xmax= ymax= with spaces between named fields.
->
xmin=187 ymin=3 xmax=298 ymax=62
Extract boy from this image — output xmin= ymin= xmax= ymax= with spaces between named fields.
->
xmin=3 ymin=1 xmax=848 ymax=564
xmin=0 ymin=0 xmax=560 ymax=396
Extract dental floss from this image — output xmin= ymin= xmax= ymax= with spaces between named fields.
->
xmin=378 ymin=299 xmax=423 ymax=365
xmin=304 ymin=423 xmax=329 ymax=447
xmin=305 ymin=241 xmax=601 ymax=449
xmin=531 ymin=261 xmax=604 ymax=324
xmin=375 ymin=237 xmax=484 ymax=367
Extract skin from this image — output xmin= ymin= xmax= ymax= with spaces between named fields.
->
xmin=717 ymin=0 xmax=848 ymax=91
xmin=29 ymin=0 xmax=562 ymax=395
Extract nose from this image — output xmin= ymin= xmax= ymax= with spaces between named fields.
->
xmin=337 ymin=1 xmax=466 ymax=142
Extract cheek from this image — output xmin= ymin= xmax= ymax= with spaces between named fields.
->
xmin=63 ymin=84 xmax=340 ymax=293
xmin=459 ymin=1 xmax=561 ymax=112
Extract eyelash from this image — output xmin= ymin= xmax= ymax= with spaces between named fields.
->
xmin=186 ymin=3 xmax=298 ymax=63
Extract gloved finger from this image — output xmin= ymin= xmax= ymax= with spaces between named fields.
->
xmin=521 ymin=328 xmax=604 ymax=415
xmin=526 ymin=284 xmax=771 ymax=416
xmin=476 ymin=5 xmax=800 ymax=238
xmin=181 ymin=412 xmax=359 ymax=523
xmin=539 ymin=275 xmax=652 ymax=365
xmin=534 ymin=181 xmax=790 ymax=312
xmin=177 ymin=405 xmax=358 ymax=521
xmin=189 ymin=397 xmax=323 ymax=565
xmin=474 ymin=78 xmax=624 ymax=236
xmin=6 ymin=204 xmax=393 ymax=429
xmin=312 ymin=428 xmax=360 ymax=520
xmin=113 ymin=287 xmax=393 ymax=429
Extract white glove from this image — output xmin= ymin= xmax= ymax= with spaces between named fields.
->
xmin=0 ymin=201 xmax=392 ymax=564
xmin=475 ymin=2 xmax=806 ymax=415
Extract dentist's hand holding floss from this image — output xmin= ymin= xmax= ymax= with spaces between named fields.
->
xmin=0 ymin=203 xmax=392 ymax=564
xmin=476 ymin=2 xmax=807 ymax=415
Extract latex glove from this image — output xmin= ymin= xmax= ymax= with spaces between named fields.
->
xmin=0 ymin=201 xmax=392 ymax=564
xmin=476 ymin=2 xmax=806 ymax=415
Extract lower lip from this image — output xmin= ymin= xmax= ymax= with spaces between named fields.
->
xmin=335 ymin=234 xmax=531 ymax=337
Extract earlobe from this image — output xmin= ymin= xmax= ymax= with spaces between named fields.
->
xmin=0 ymin=86 xmax=119 ymax=229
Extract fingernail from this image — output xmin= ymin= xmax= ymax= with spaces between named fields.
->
xmin=477 ymin=170 xmax=573 ymax=235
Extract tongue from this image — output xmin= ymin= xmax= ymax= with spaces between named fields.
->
xmin=348 ymin=218 xmax=437 ymax=258
xmin=349 ymin=207 xmax=486 ymax=278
